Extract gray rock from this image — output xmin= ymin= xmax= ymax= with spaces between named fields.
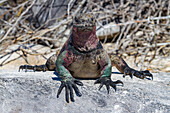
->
xmin=0 ymin=70 xmax=169 ymax=113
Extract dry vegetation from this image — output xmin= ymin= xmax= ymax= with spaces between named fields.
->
xmin=0 ymin=0 xmax=169 ymax=71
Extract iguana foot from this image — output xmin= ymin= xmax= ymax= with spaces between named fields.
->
xmin=94 ymin=77 xmax=123 ymax=93
xmin=123 ymin=67 xmax=153 ymax=80
xmin=19 ymin=65 xmax=47 ymax=72
xmin=57 ymin=78 xmax=83 ymax=103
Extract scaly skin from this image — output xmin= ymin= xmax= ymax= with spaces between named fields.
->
xmin=19 ymin=54 xmax=57 ymax=72
xmin=19 ymin=14 xmax=153 ymax=103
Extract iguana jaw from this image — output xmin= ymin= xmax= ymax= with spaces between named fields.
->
xmin=72 ymin=26 xmax=99 ymax=52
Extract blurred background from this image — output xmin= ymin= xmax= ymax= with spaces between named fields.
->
xmin=0 ymin=0 xmax=169 ymax=72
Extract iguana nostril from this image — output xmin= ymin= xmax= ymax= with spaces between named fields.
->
xmin=86 ymin=46 xmax=88 ymax=50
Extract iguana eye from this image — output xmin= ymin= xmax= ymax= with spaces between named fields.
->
xmin=91 ymin=17 xmax=93 ymax=22
xmin=75 ymin=17 xmax=79 ymax=23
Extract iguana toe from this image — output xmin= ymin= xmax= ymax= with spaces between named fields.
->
xmin=57 ymin=79 xmax=83 ymax=103
xmin=18 ymin=65 xmax=47 ymax=72
xmin=94 ymin=77 xmax=123 ymax=93
xmin=123 ymin=67 xmax=153 ymax=80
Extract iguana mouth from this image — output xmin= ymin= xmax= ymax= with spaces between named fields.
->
xmin=73 ymin=24 xmax=94 ymax=27
xmin=73 ymin=25 xmax=94 ymax=32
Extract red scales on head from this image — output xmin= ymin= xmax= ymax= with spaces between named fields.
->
xmin=72 ymin=14 xmax=99 ymax=52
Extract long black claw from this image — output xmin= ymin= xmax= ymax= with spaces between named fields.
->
xmin=18 ymin=66 xmax=22 ymax=72
xmin=114 ymin=80 xmax=124 ymax=86
xmin=114 ymin=80 xmax=123 ymax=84
xmin=142 ymin=70 xmax=153 ymax=80
xmin=151 ymin=74 xmax=153 ymax=80
xmin=72 ymin=84 xmax=82 ymax=97
xmin=57 ymin=82 xmax=64 ymax=98
xmin=131 ymin=71 xmax=134 ymax=79
xmin=43 ymin=65 xmax=46 ymax=72
xmin=123 ymin=74 xmax=127 ymax=78
xmin=110 ymin=82 xmax=117 ymax=91
xmin=94 ymin=77 xmax=122 ymax=93
xmin=19 ymin=65 xmax=28 ymax=72
xmin=98 ymin=83 xmax=103 ymax=90
xmin=33 ymin=65 xmax=37 ymax=72
xmin=65 ymin=84 xmax=69 ymax=103
xmin=94 ymin=79 xmax=100 ymax=84
xmin=68 ymin=84 xmax=74 ymax=102
xmin=74 ymin=80 xmax=83 ymax=86
xmin=106 ymin=84 xmax=110 ymax=94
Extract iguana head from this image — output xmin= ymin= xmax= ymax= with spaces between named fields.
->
xmin=72 ymin=14 xmax=99 ymax=52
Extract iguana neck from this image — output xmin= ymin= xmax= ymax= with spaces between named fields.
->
xmin=72 ymin=26 xmax=99 ymax=52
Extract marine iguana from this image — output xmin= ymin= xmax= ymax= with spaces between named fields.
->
xmin=19 ymin=14 xmax=153 ymax=103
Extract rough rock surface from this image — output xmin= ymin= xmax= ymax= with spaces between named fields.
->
xmin=0 ymin=70 xmax=169 ymax=113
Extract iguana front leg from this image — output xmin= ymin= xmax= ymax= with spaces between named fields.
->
xmin=109 ymin=54 xmax=153 ymax=80
xmin=56 ymin=51 xmax=83 ymax=103
xmin=18 ymin=54 xmax=57 ymax=72
xmin=19 ymin=64 xmax=47 ymax=72
xmin=94 ymin=52 xmax=123 ymax=93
